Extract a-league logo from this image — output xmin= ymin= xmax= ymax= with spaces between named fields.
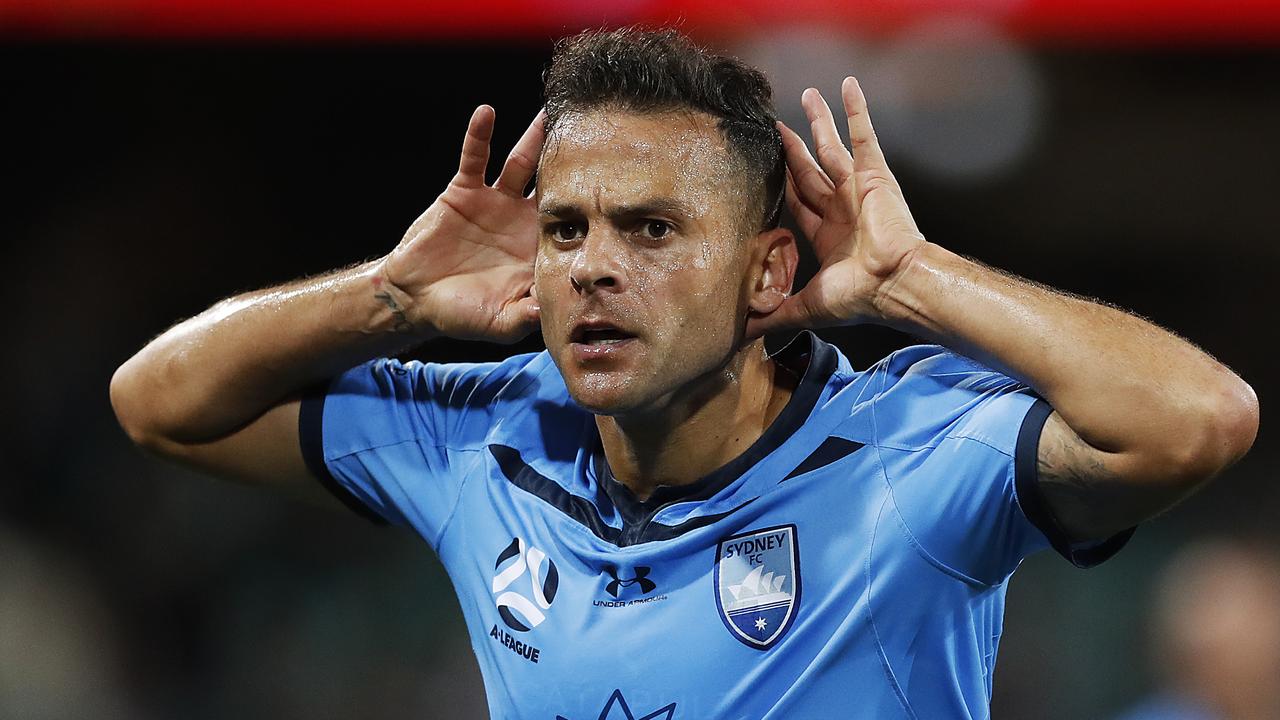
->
xmin=492 ymin=537 xmax=559 ymax=632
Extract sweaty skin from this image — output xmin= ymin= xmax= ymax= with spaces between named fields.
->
xmin=759 ymin=78 xmax=1258 ymax=541
xmin=109 ymin=78 xmax=1256 ymax=550
xmin=535 ymin=110 xmax=797 ymax=499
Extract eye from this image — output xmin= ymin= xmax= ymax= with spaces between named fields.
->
xmin=547 ymin=221 xmax=585 ymax=242
xmin=641 ymin=220 xmax=672 ymax=239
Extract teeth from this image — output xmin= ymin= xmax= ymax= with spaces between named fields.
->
xmin=586 ymin=338 xmax=625 ymax=346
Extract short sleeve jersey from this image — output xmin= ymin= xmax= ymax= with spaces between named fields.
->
xmin=300 ymin=332 xmax=1132 ymax=719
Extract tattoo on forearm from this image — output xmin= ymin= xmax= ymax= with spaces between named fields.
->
xmin=373 ymin=290 xmax=415 ymax=333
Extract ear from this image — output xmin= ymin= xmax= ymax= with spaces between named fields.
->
xmin=746 ymin=227 xmax=798 ymax=316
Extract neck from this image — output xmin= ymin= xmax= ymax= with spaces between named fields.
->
xmin=595 ymin=338 xmax=799 ymax=501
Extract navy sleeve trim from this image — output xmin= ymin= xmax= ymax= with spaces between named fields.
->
xmin=298 ymin=381 xmax=390 ymax=527
xmin=1014 ymin=398 xmax=1134 ymax=568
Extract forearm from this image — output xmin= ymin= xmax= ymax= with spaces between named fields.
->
xmin=877 ymin=242 xmax=1258 ymax=477
xmin=111 ymin=258 xmax=427 ymax=444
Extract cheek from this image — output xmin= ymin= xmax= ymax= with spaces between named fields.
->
xmin=533 ymin=250 xmax=569 ymax=297
xmin=532 ymin=253 xmax=548 ymax=289
xmin=638 ymin=260 xmax=741 ymax=331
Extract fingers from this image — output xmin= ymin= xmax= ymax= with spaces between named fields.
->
xmin=495 ymin=109 xmax=546 ymax=197
xmin=784 ymin=169 xmax=822 ymax=240
xmin=456 ymin=106 xmax=547 ymax=196
xmin=455 ymin=105 xmax=495 ymax=188
xmin=840 ymin=77 xmax=901 ymax=197
xmin=802 ymin=88 xmax=854 ymax=187
xmin=778 ymin=121 xmax=833 ymax=214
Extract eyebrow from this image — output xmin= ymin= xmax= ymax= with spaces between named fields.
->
xmin=539 ymin=197 xmax=696 ymax=222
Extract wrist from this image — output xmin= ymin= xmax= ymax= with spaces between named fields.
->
xmin=363 ymin=259 xmax=437 ymax=340
xmin=869 ymin=241 xmax=954 ymax=335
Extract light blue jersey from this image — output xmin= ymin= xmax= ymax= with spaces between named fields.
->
xmin=300 ymin=332 xmax=1131 ymax=719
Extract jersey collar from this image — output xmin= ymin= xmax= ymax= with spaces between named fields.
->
xmin=595 ymin=331 xmax=839 ymax=524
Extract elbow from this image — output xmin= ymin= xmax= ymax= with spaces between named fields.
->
xmin=1165 ymin=373 xmax=1260 ymax=482
xmin=110 ymin=359 xmax=156 ymax=449
xmin=110 ymin=356 xmax=178 ymax=452
xmin=1211 ymin=374 xmax=1260 ymax=466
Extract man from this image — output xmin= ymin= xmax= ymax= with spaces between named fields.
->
xmin=110 ymin=28 xmax=1258 ymax=718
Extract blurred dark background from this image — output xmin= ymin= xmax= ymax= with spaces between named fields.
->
xmin=2 ymin=6 xmax=1278 ymax=718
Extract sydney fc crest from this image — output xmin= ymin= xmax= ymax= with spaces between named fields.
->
xmin=714 ymin=524 xmax=800 ymax=650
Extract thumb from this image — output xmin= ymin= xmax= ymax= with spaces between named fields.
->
xmin=492 ymin=295 xmax=541 ymax=344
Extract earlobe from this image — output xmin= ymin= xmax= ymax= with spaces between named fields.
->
xmin=750 ymin=287 xmax=788 ymax=315
xmin=748 ymin=229 xmax=798 ymax=314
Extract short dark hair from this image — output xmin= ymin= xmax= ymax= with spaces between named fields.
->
xmin=542 ymin=27 xmax=785 ymax=232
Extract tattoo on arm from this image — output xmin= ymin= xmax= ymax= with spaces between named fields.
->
xmin=1036 ymin=413 xmax=1121 ymax=517
xmin=373 ymin=290 xmax=415 ymax=333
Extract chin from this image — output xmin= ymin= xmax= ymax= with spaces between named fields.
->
xmin=563 ymin=374 xmax=647 ymax=416
xmin=547 ymin=337 xmax=654 ymax=415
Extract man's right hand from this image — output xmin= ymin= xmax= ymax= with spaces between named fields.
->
xmin=379 ymin=105 xmax=545 ymax=344
xmin=111 ymin=104 xmax=548 ymax=509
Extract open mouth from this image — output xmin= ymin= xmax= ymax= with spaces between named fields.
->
xmin=569 ymin=322 xmax=638 ymax=352
xmin=575 ymin=327 xmax=634 ymax=346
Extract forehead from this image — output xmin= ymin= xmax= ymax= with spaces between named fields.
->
xmin=537 ymin=109 xmax=742 ymax=212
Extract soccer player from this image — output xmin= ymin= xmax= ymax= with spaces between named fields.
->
xmin=110 ymin=29 xmax=1258 ymax=719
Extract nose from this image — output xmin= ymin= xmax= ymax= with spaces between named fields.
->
xmin=569 ymin=233 xmax=626 ymax=295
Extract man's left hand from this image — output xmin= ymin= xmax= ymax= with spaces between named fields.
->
xmin=748 ymin=77 xmax=926 ymax=339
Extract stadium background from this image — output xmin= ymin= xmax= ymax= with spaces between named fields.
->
xmin=2 ymin=1 xmax=1277 ymax=716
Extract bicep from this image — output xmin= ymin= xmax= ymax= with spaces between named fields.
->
xmin=1036 ymin=409 xmax=1155 ymax=541
xmin=139 ymin=397 xmax=345 ymax=512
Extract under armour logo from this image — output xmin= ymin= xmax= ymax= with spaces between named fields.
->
xmin=603 ymin=565 xmax=656 ymax=598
